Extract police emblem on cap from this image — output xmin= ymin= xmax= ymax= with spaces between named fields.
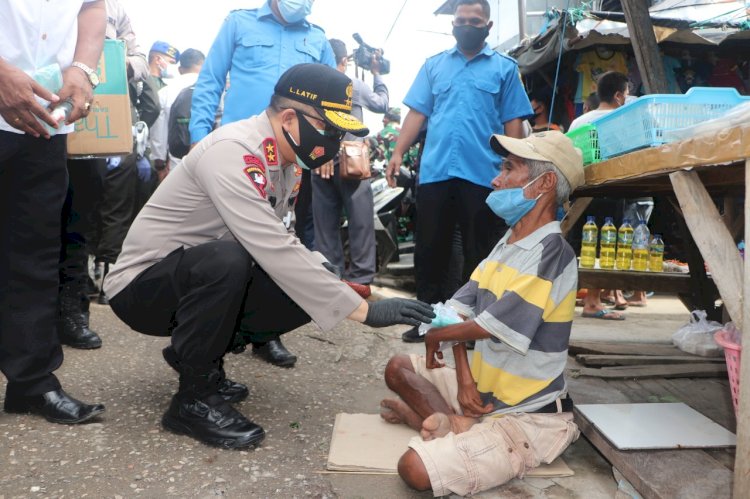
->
xmin=275 ymin=64 xmax=369 ymax=136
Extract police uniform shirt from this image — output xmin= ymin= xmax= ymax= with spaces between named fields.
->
xmin=104 ymin=112 xmax=362 ymax=331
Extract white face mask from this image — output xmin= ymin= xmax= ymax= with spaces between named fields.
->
xmin=277 ymin=0 xmax=314 ymax=23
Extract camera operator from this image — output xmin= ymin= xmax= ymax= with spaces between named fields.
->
xmin=311 ymin=38 xmax=389 ymax=298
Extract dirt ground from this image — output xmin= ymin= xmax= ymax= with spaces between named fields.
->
xmin=0 ymin=297 xmax=640 ymax=498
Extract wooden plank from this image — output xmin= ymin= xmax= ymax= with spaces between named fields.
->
xmin=571 ymin=363 xmax=727 ymax=379
xmin=670 ymin=170 xmax=744 ymax=329
xmin=736 ymin=156 xmax=750 ymax=497
xmin=576 ymin=354 xmax=724 ymax=367
xmin=561 ymin=197 xmax=591 ymax=236
xmin=574 ymin=408 xmax=733 ymax=499
xmin=569 ymin=376 xmax=733 ymax=498
xmin=569 ymin=340 xmax=697 ymax=357
xmin=579 ymin=131 xmax=748 ymax=191
xmin=620 ymin=0 xmax=669 ymax=94
xmin=576 ymin=268 xmax=710 ymax=295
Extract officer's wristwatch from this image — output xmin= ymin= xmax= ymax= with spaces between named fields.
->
xmin=71 ymin=61 xmax=100 ymax=90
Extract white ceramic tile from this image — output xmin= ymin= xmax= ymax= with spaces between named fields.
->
xmin=576 ymin=403 xmax=736 ymax=450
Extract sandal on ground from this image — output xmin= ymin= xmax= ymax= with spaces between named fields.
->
xmin=581 ymin=309 xmax=625 ymax=320
xmin=614 ymin=303 xmax=628 ymax=310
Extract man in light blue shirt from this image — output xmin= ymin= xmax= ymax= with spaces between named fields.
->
xmin=189 ymin=0 xmax=335 ymax=144
xmin=188 ymin=0 xmax=335 ymax=368
xmin=386 ymin=0 xmax=533 ymax=343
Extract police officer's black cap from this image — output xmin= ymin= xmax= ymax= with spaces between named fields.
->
xmin=274 ymin=63 xmax=369 ymax=137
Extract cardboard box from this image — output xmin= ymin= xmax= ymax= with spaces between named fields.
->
xmin=67 ymin=39 xmax=133 ymax=156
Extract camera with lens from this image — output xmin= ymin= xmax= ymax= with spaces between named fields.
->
xmin=352 ymin=33 xmax=390 ymax=75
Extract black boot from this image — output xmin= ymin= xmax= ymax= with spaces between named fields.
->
xmin=161 ymin=370 xmax=264 ymax=449
xmin=252 ymin=337 xmax=297 ymax=367
xmin=162 ymin=347 xmax=249 ymax=404
xmin=96 ymin=262 xmax=109 ymax=305
xmin=59 ymin=283 xmax=102 ymax=349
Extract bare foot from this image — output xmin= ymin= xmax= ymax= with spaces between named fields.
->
xmin=420 ymin=413 xmax=478 ymax=441
xmin=380 ymin=399 xmax=423 ymax=431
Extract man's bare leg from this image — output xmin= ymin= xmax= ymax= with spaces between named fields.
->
xmin=381 ymin=355 xmax=455 ymax=431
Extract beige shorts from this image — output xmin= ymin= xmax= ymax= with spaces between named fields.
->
xmin=408 ymin=354 xmax=462 ymax=415
xmin=409 ymin=412 xmax=579 ymax=497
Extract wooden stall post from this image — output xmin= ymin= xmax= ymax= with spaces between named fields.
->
xmin=736 ymin=158 xmax=750 ymax=497
xmin=621 ymin=0 xmax=668 ymax=94
xmin=669 ymin=171 xmax=743 ymax=329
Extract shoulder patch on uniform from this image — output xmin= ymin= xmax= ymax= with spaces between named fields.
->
xmin=243 ymin=155 xmax=268 ymax=199
xmin=262 ymin=138 xmax=279 ymax=166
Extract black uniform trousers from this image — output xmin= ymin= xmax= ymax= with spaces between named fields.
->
xmin=109 ymin=241 xmax=310 ymax=374
xmin=0 ymin=132 xmax=66 ymax=397
xmin=294 ymin=169 xmax=315 ymax=250
xmin=61 ymin=158 xmax=106 ymax=287
xmin=91 ymin=153 xmax=138 ymax=264
xmin=415 ymin=178 xmax=506 ymax=304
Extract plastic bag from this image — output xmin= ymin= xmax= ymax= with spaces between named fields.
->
xmin=419 ymin=302 xmax=463 ymax=351
xmin=723 ymin=321 xmax=742 ymax=346
xmin=671 ymin=310 xmax=724 ymax=357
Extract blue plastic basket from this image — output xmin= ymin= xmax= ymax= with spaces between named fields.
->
xmin=594 ymin=87 xmax=750 ymax=160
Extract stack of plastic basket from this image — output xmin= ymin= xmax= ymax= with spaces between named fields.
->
xmin=714 ymin=328 xmax=742 ymax=417
xmin=594 ymin=87 xmax=750 ymax=160
xmin=565 ymin=124 xmax=600 ymax=166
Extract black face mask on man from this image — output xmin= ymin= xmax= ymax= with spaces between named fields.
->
xmin=282 ymin=109 xmax=341 ymax=170
xmin=452 ymin=24 xmax=490 ymax=52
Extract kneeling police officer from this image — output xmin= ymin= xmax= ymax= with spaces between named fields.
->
xmin=104 ymin=64 xmax=434 ymax=449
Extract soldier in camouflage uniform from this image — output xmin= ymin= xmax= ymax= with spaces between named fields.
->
xmin=371 ymin=107 xmax=419 ymax=168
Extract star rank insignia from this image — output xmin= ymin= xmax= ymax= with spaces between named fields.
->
xmin=242 ymin=155 xmax=268 ymax=199
xmin=263 ymin=138 xmax=278 ymax=166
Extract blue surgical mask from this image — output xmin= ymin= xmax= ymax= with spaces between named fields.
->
xmin=485 ymin=174 xmax=544 ymax=226
xmin=277 ymin=0 xmax=313 ymax=23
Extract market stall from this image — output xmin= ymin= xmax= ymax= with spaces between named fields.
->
xmin=561 ymin=115 xmax=750 ymax=498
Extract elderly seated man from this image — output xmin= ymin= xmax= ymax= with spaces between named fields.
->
xmin=381 ymin=131 xmax=584 ymax=496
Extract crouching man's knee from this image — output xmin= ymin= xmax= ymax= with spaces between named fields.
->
xmin=384 ymin=354 xmax=413 ymax=391
xmin=398 ymin=449 xmax=431 ymax=492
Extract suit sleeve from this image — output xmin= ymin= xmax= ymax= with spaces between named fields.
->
xmin=356 ymin=75 xmax=389 ymax=114
xmin=192 ymin=140 xmax=362 ymax=331
xmin=190 ymin=15 xmax=235 ymax=143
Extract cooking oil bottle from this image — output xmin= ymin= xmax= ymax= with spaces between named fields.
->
xmin=599 ymin=217 xmax=617 ymax=270
xmin=615 ymin=218 xmax=634 ymax=270
xmin=580 ymin=216 xmax=598 ymax=268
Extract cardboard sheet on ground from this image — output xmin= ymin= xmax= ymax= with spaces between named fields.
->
xmin=576 ymin=403 xmax=736 ymax=450
xmin=326 ymin=413 xmax=573 ymax=476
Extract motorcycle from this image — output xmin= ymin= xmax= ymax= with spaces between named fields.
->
xmin=340 ymin=162 xmax=416 ymax=274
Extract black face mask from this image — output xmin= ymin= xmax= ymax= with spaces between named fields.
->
xmin=452 ymin=25 xmax=490 ymax=52
xmin=282 ymin=110 xmax=341 ymax=170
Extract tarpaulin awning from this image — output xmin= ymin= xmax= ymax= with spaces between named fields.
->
xmin=508 ymin=0 xmax=750 ymax=74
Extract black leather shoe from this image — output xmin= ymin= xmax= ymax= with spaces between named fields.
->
xmin=219 ymin=378 xmax=249 ymax=404
xmin=162 ymin=394 xmax=265 ymax=449
xmin=4 ymin=389 xmax=105 ymax=424
xmin=252 ymin=339 xmax=297 ymax=367
xmin=401 ymin=326 xmax=424 ymax=343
